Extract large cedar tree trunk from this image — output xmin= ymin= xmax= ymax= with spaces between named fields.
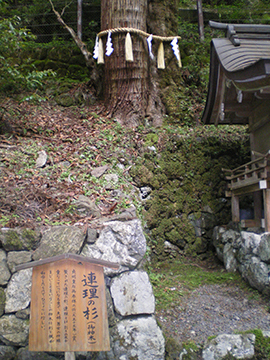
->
xmin=101 ymin=0 xmax=164 ymax=127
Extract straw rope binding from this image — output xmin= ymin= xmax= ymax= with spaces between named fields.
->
xmin=97 ymin=27 xmax=181 ymax=42
xmin=96 ymin=27 xmax=182 ymax=68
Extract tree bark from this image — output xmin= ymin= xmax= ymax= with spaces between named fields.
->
xmin=101 ymin=0 xmax=163 ymax=127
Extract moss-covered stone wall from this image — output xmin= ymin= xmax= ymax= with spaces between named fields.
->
xmin=130 ymin=125 xmax=250 ymax=259
xmin=20 ymin=42 xmax=90 ymax=81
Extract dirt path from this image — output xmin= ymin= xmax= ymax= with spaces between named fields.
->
xmin=156 ymin=283 xmax=270 ymax=347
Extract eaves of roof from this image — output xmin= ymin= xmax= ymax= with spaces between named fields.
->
xmin=202 ymin=23 xmax=270 ymax=125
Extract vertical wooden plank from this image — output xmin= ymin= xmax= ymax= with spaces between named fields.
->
xmin=29 ymin=265 xmax=49 ymax=351
xmin=263 ymin=189 xmax=270 ymax=232
xmin=253 ymin=191 xmax=262 ymax=221
xmin=65 ymin=352 xmax=76 ymax=360
xmin=231 ymin=194 xmax=240 ymax=222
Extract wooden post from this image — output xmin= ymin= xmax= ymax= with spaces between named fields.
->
xmin=77 ymin=0 xmax=82 ymax=40
xmin=197 ymin=0 xmax=204 ymax=42
xmin=232 ymin=194 xmax=240 ymax=222
xmin=65 ymin=352 xmax=75 ymax=360
xmin=253 ymin=191 xmax=262 ymax=221
xmin=263 ymin=189 xmax=270 ymax=232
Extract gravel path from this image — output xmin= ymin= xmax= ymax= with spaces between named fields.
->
xmin=156 ymin=284 xmax=270 ymax=346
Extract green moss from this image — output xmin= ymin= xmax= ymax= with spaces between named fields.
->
xmin=132 ymin=126 xmax=249 ymax=261
xmin=247 ymin=329 xmax=270 ymax=359
xmin=22 ymin=229 xmax=39 ymax=250
xmin=161 ymin=85 xmax=181 ymax=117
xmin=165 ymin=337 xmax=182 ymax=359
xmin=0 ymin=288 xmax=6 ymax=317
xmin=5 ymin=230 xmax=23 ymax=250
xmin=145 ymin=133 xmax=159 ymax=146
xmin=130 ymin=165 xmax=155 ymax=187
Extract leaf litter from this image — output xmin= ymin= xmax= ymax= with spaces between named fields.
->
xmin=0 ymin=98 xmax=142 ymax=228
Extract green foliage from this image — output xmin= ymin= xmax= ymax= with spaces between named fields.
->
xmin=249 ymin=329 xmax=270 ymax=359
xmin=0 ymin=12 xmax=55 ymax=92
xmin=2 ymin=0 xmax=100 ymax=44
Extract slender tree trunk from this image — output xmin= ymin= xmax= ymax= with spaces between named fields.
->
xmin=101 ymin=0 xmax=163 ymax=127
xmin=197 ymin=0 xmax=204 ymax=42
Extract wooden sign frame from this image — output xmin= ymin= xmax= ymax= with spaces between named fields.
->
xmin=15 ymin=254 xmax=119 ymax=353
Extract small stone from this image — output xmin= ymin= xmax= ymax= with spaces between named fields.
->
xmin=16 ymin=308 xmax=30 ymax=320
xmin=139 ymin=186 xmax=152 ymax=200
xmin=0 ymin=345 xmax=16 ymax=360
xmin=7 ymin=251 xmax=32 ymax=273
xmin=0 ymin=315 xmax=29 ymax=346
xmin=0 ymin=250 xmax=11 ymax=285
xmin=104 ymin=173 xmax=119 ymax=190
xmin=35 ymin=150 xmax=47 ymax=168
xmin=75 ymin=195 xmax=101 ymax=218
xmin=91 ymin=165 xmax=109 ymax=178
xmin=5 ymin=269 xmax=32 ymax=313
xmin=86 ymin=228 xmax=98 ymax=244
xmin=202 ymin=333 xmax=255 ymax=360
xmin=33 ymin=225 xmax=85 ymax=261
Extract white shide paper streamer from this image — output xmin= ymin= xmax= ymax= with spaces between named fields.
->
xmin=93 ymin=35 xmax=99 ymax=60
xmin=105 ymin=31 xmax=114 ymax=56
xmin=170 ymin=37 xmax=180 ymax=62
xmin=147 ymin=34 xmax=154 ymax=60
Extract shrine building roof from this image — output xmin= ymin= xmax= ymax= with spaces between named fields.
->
xmin=202 ymin=21 xmax=270 ymax=125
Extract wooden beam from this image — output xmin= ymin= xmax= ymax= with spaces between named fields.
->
xmin=263 ymin=189 xmax=270 ymax=232
xmin=15 ymin=253 xmax=119 ymax=272
xmin=224 ymin=102 xmax=252 ymax=113
xmin=232 ymin=194 xmax=240 ymax=222
xmin=229 ymin=183 xmax=261 ymax=196
xmin=240 ymin=219 xmax=261 ymax=228
xmin=214 ymin=66 xmax=226 ymax=126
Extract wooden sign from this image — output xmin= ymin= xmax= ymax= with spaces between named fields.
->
xmin=15 ymin=254 xmax=119 ymax=353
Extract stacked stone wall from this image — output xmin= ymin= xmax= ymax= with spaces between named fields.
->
xmin=0 ymin=220 xmax=165 ymax=360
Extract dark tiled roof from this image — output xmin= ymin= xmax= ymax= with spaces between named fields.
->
xmin=202 ymin=22 xmax=270 ymax=125
xmin=214 ymin=38 xmax=270 ymax=73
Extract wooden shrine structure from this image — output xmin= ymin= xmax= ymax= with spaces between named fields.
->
xmin=202 ymin=21 xmax=270 ymax=231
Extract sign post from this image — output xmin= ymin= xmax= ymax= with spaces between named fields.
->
xmin=15 ymin=254 xmax=119 ymax=356
xmin=65 ymin=352 xmax=75 ymax=360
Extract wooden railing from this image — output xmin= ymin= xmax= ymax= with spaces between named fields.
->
xmin=223 ymin=150 xmax=270 ymax=195
xmin=223 ymin=150 xmax=270 ymax=231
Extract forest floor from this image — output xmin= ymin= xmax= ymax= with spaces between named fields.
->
xmin=0 ymin=96 xmax=144 ymax=228
xmin=1 ymin=96 xmax=269 ymax=358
